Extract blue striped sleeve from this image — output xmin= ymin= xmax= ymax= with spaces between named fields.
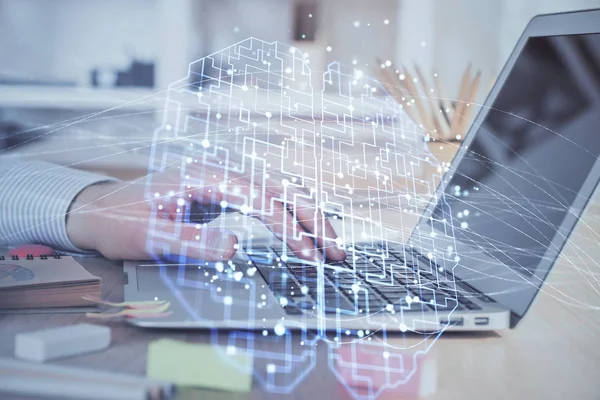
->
xmin=0 ymin=161 xmax=118 ymax=252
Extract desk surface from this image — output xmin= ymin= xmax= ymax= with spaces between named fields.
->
xmin=2 ymin=144 xmax=600 ymax=399
xmin=2 ymin=207 xmax=600 ymax=399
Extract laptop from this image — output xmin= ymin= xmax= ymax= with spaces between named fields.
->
xmin=124 ymin=8 xmax=600 ymax=332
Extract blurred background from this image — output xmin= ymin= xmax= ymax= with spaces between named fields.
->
xmin=0 ymin=0 xmax=598 ymax=170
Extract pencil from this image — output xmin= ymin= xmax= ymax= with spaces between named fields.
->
xmin=374 ymin=61 xmax=419 ymax=122
xmin=0 ymin=376 xmax=149 ymax=400
xmin=413 ymin=63 xmax=448 ymax=139
xmin=401 ymin=66 xmax=435 ymax=133
xmin=450 ymin=63 xmax=472 ymax=135
xmin=432 ymin=72 xmax=453 ymax=127
xmin=0 ymin=358 xmax=174 ymax=400
xmin=457 ymin=70 xmax=482 ymax=136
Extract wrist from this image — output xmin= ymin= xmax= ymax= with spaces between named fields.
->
xmin=66 ymin=182 xmax=118 ymax=251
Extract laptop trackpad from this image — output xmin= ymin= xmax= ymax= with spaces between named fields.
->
xmin=134 ymin=263 xmax=281 ymax=321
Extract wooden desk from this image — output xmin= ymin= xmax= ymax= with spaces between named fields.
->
xmin=2 ymin=204 xmax=600 ymax=400
xmin=2 ymin=143 xmax=600 ymax=399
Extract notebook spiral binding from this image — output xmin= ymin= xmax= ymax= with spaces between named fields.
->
xmin=0 ymin=253 xmax=62 ymax=261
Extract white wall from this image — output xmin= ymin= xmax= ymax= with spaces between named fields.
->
xmin=497 ymin=0 xmax=600 ymax=63
xmin=0 ymin=0 xmax=158 ymax=86
xmin=320 ymin=0 xmax=398 ymax=71
xmin=2 ymin=0 xmax=597 ymax=93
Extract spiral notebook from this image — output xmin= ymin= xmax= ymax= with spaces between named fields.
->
xmin=0 ymin=254 xmax=101 ymax=310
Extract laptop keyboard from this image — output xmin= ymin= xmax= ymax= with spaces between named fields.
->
xmin=245 ymin=244 xmax=484 ymax=316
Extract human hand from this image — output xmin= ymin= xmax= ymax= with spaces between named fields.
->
xmin=66 ymin=164 xmax=345 ymax=262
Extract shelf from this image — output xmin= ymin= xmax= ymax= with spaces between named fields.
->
xmin=0 ymin=85 xmax=163 ymax=110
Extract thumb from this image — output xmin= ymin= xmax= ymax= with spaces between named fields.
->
xmin=163 ymin=224 xmax=238 ymax=261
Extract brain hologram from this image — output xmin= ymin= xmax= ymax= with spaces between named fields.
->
xmin=146 ymin=38 xmax=458 ymax=399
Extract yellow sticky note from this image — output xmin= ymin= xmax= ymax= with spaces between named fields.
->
xmin=146 ymin=339 xmax=253 ymax=392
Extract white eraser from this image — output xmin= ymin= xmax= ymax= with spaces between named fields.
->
xmin=15 ymin=323 xmax=111 ymax=362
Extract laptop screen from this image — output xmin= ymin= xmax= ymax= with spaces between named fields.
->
xmin=427 ymin=33 xmax=600 ymax=317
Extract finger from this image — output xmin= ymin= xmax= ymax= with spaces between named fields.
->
xmin=258 ymin=199 xmax=322 ymax=262
xmin=291 ymin=197 xmax=346 ymax=261
xmin=158 ymin=223 xmax=238 ymax=261
xmin=266 ymin=179 xmax=346 ymax=261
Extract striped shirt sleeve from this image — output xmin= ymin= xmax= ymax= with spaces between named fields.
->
xmin=0 ymin=161 xmax=118 ymax=252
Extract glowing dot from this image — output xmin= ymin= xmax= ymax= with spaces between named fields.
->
xmin=274 ymin=324 xmax=286 ymax=336
xmin=461 ymin=222 xmax=469 ymax=229
xmin=357 ymin=330 xmax=364 ymax=338
xmin=405 ymin=295 xmax=413 ymax=304
xmin=383 ymin=351 xmax=390 ymax=359
xmin=265 ymin=111 xmax=272 ymax=118
xmin=215 ymin=262 xmax=224 ymax=272
xmin=386 ymin=304 xmax=394 ymax=312
xmin=464 ymin=209 xmax=470 ymax=216
xmin=281 ymin=254 xmax=288 ymax=262
xmin=279 ymin=297 xmax=288 ymax=306
xmin=351 ymin=284 xmax=360 ymax=293
xmin=385 ymin=60 xmax=392 ymax=67
xmin=266 ymin=363 xmax=276 ymax=373
xmin=281 ymin=178 xmax=289 ymax=187
xmin=202 ymin=139 xmax=211 ymax=148
xmin=177 ymin=198 xmax=185 ymax=207
xmin=157 ymin=205 xmax=163 ymax=210
xmin=262 ymin=330 xmax=268 ymax=336
xmin=353 ymin=20 xmax=361 ymax=28
xmin=220 ymin=200 xmax=228 ymax=208
xmin=399 ymin=323 xmax=408 ymax=332
xmin=241 ymin=85 xmax=248 ymax=91
xmin=233 ymin=271 xmax=243 ymax=281
xmin=326 ymin=46 xmax=333 ymax=52
xmin=335 ymin=237 xmax=344 ymax=246
xmin=301 ymin=286 xmax=309 ymax=295
xmin=384 ymin=19 xmax=390 ymax=25
xmin=337 ymin=172 xmax=344 ymax=178
xmin=399 ymin=74 xmax=406 ymax=80
xmin=427 ymin=252 xmax=433 ymax=259
xmin=223 ymin=296 xmax=232 ymax=305
xmin=261 ymin=294 xmax=267 ymax=300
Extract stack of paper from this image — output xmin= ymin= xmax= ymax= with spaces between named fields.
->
xmin=0 ymin=256 xmax=101 ymax=309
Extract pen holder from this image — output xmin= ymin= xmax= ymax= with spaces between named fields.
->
xmin=374 ymin=61 xmax=492 ymax=142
